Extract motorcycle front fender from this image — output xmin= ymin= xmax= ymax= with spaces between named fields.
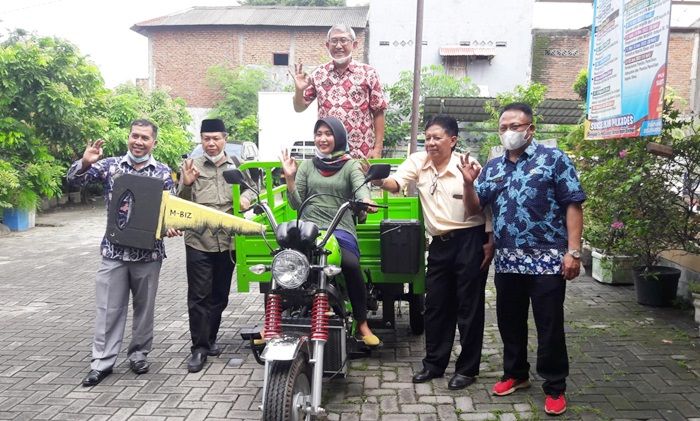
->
xmin=261 ymin=334 xmax=308 ymax=362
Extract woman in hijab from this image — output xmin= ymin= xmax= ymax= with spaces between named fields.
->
xmin=280 ymin=116 xmax=380 ymax=347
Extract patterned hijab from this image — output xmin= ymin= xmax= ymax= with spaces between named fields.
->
xmin=312 ymin=117 xmax=351 ymax=176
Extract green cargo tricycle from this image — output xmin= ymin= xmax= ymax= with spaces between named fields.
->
xmin=227 ymin=159 xmax=425 ymax=421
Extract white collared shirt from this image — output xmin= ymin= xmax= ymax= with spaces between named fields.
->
xmin=389 ymin=151 xmax=491 ymax=237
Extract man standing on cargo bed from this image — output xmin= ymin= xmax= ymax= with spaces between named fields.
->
xmin=292 ymin=24 xmax=387 ymax=159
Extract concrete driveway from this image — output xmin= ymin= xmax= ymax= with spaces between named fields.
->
xmin=0 ymin=204 xmax=699 ymax=420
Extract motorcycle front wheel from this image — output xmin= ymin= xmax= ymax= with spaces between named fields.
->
xmin=262 ymin=355 xmax=312 ymax=421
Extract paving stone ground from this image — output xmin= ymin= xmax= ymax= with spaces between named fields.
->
xmin=0 ymin=203 xmax=699 ymax=421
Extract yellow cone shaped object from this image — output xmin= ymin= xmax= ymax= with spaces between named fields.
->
xmin=155 ymin=192 xmax=264 ymax=239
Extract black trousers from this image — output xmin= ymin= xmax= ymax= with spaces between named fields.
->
xmin=422 ymin=225 xmax=487 ymax=376
xmin=494 ymin=273 xmax=568 ymax=395
xmin=340 ymin=247 xmax=367 ymax=322
xmin=185 ymin=246 xmax=235 ymax=354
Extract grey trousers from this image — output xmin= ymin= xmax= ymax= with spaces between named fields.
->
xmin=90 ymin=257 xmax=162 ymax=371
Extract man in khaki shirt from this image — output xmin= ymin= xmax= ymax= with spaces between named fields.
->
xmin=178 ymin=118 xmax=256 ymax=373
xmin=375 ymin=115 xmax=493 ymax=390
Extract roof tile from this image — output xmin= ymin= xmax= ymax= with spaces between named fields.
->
xmin=132 ymin=6 xmax=369 ymax=33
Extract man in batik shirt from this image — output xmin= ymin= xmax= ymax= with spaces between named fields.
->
xmin=460 ymin=103 xmax=586 ymax=417
xmin=67 ymin=119 xmax=176 ymax=387
xmin=292 ymin=24 xmax=387 ymax=159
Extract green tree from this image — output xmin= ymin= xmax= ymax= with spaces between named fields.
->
xmin=235 ymin=115 xmax=259 ymax=143
xmin=483 ymin=83 xmax=548 ymax=124
xmin=0 ymin=161 xmax=20 ymax=209
xmin=571 ymin=99 xmax=700 ymax=268
xmin=384 ymin=64 xmax=480 ymax=147
xmin=573 ymin=69 xmax=588 ymax=101
xmin=102 ymin=84 xmax=193 ymax=170
xmin=207 ymin=65 xmax=277 ymax=143
xmin=239 ymin=0 xmax=346 ymax=5
xmin=479 ymin=83 xmax=548 ymax=161
xmin=0 ymin=30 xmax=109 ymax=209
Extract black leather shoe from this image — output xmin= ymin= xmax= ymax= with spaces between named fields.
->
xmin=448 ymin=374 xmax=476 ymax=390
xmin=129 ymin=360 xmax=150 ymax=375
xmin=187 ymin=352 xmax=207 ymax=373
xmin=208 ymin=344 xmax=223 ymax=357
xmin=412 ymin=368 xmax=443 ymax=383
xmin=81 ymin=368 xmax=112 ymax=387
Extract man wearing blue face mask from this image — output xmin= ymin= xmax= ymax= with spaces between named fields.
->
xmin=67 ymin=119 xmax=177 ymax=387
xmin=459 ymin=102 xmax=586 ymax=416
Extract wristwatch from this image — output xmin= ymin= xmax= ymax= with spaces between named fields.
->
xmin=567 ymin=249 xmax=582 ymax=259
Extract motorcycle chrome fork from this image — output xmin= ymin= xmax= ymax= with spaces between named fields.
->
xmin=309 ymin=253 xmax=328 ymax=416
xmin=260 ymin=276 xmax=278 ymax=410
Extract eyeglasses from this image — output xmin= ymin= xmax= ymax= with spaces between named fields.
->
xmin=328 ymin=37 xmax=353 ymax=46
xmin=498 ymin=122 xmax=532 ymax=134
xmin=429 ymin=172 xmax=438 ymax=195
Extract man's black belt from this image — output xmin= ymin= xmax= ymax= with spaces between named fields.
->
xmin=435 ymin=226 xmax=478 ymax=242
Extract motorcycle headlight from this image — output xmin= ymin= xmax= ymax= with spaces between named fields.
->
xmin=271 ymin=249 xmax=309 ymax=289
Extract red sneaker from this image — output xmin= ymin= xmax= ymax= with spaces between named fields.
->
xmin=544 ymin=394 xmax=567 ymax=416
xmin=491 ymin=378 xmax=531 ymax=396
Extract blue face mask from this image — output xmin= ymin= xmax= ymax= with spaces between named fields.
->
xmin=127 ymin=150 xmax=150 ymax=164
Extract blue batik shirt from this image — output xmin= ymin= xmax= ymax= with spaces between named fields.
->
xmin=67 ymin=155 xmax=175 ymax=262
xmin=475 ymin=140 xmax=586 ymax=274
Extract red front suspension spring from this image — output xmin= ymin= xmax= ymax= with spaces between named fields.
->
xmin=310 ymin=293 xmax=330 ymax=341
xmin=264 ymin=293 xmax=282 ymax=339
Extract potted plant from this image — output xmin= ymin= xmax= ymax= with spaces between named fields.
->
xmin=659 ymin=109 xmax=700 ymax=261
xmin=625 ymin=171 xmax=683 ymax=307
xmin=587 ymin=220 xmax=638 ymax=285
xmin=575 ymin=134 xmax=640 ymax=285
xmin=644 ymin=107 xmax=700 ymax=307
xmin=572 ymin=100 xmax=695 ymax=301
xmin=0 ymin=161 xmax=22 ymax=228
xmin=625 ymin=102 xmax=700 ymax=307
xmin=0 ymin=158 xmax=64 ymax=231
xmin=611 ymin=127 xmax=683 ymax=306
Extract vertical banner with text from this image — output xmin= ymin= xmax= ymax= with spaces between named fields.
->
xmin=585 ymin=0 xmax=672 ymax=139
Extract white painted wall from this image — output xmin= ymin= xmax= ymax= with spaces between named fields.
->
xmin=257 ymin=92 xmax=318 ymax=162
xmin=185 ymin=107 xmax=212 ymax=148
xmin=368 ymin=0 xmax=534 ymax=95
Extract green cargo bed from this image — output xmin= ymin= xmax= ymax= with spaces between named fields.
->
xmin=232 ymin=159 xmax=425 ymax=294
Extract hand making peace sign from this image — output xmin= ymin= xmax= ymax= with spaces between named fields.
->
xmin=458 ymin=152 xmax=482 ymax=185
xmin=181 ymin=159 xmax=201 ymax=186
xmin=289 ymin=60 xmax=311 ymax=93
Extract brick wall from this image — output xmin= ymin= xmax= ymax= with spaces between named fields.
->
xmin=666 ymin=33 xmax=695 ymax=106
xmin=531 ymin=29 xmax=590 ymax=100
xmin=532 ymin=29 xmax=696 ymax=110
xmin=149 ymin=26 xmax=366 ymax=108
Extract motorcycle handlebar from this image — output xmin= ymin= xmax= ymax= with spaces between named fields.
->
xmin=317 ymin=198 xmax=389 ymax=248
xmin=350 ymin=199 xmax=388 ymax=210
xmin=251 ymin=202 xmax=278 ymax=232
xmin=250 ymin=196 xmax=389 ymax=250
